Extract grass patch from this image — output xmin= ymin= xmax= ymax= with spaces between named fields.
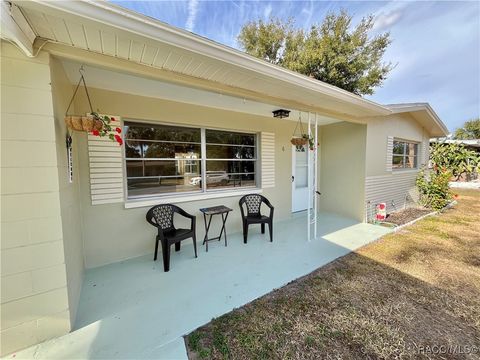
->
xmin=186 ymin=189 xmax=480 ymax=359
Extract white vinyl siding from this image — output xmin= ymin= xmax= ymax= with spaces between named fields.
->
xmin=260 ymin=132 xmax=275 ymax=188
xmin=87 ymin=115 xmax=124 ymax=205
xmin=365 ymin=171 xmax=419 ymax=221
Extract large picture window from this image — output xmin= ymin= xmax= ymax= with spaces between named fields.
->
xmin=392 ymin=139 xmax=418 ymax=170
xmin=124 ymin=122 xmax=257 ymax=198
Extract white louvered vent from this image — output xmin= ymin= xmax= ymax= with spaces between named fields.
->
xmin=386 ymin=136 xmax=394 ymax=172
xmin=87 ymin=115 xmax=124 ymax=205
xmin=261 ymin=132 xmax=275 ymax=188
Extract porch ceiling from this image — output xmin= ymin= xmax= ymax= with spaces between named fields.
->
xmin=12 ymin=0 xmax=391 ymax=121
xmin=60 ymin=59 xmax=341 ymax=125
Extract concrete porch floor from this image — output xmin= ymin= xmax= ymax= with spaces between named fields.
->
xmin=12 ymin=213 xmax=391 ymax=359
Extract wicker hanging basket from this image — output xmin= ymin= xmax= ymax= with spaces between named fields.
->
xmin=64 ymin=115 xmax=104 ymax=132
xmin=290 ymin=137 xmax=308 ymax=146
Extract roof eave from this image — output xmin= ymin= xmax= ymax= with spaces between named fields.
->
xmin=21 ymin=0 xmax=391 ymax=117
xmin=386 ymin=103 xmax=449 ymax=137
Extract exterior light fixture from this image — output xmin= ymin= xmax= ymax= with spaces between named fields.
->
xmin=272 ymin=109 xmax=290 ymax=119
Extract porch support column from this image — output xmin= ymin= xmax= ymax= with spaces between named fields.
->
xmin=307 ymin=112 xmax=311 ymax=241
xmin=314 ymin=113 xmax=318 ymax=238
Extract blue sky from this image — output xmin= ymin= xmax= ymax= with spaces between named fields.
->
xmin=111 ymin=1 xmax=480 ymax=132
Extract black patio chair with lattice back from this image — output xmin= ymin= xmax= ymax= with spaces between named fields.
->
xmin=239 ymin=194 xmax=274 ymax=243
xmin=146 ymin=204 xmax=197 ymax=272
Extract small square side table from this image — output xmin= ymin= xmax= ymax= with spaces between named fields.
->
xmin=199 ymin=205 xmax=233 ymax=252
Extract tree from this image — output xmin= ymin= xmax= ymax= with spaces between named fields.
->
xmin=453 ymin=118 xmax=480 ymax=139
xmin=238 ymin=10 xmax=393 ymax=96
xmin=430 ymin=142 xmax=480 ymax=180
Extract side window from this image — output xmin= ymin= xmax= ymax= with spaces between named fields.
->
xmin=392 ymin=139 xmax=418 ymax=170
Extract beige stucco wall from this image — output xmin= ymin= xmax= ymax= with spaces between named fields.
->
xmin=49 ymin=57 xmax=85 ymax=326
xmin=364 ymin=113 xmax=431 ymax=218
xmin=319 ymin=122 xmax=367 ymax=221
xmin=0 ymin=42 xmax=71 ymax=355
xmin=72 ymin=87 xmax=297 ymax=268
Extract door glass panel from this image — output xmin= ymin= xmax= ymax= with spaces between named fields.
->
xmin=295 ymin=146 xmax=308 ymax=188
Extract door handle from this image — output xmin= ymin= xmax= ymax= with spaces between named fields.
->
xmin=291 ymin=176 xmax=294 ymax=183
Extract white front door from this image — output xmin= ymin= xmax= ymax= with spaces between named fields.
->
xmin=292 ymin=145 xmax=310 ymax=212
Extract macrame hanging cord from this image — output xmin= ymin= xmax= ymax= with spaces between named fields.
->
xmin=65 ymin=67 xmax=95 ymax=117
xmin=290 ymin=113 xmax=310 ymax=146
xmin=292 ymin=114 xmax=305 ymax=138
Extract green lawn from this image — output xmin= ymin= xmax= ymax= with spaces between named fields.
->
xmin=186 ymin=189 xmax=480 ymax=359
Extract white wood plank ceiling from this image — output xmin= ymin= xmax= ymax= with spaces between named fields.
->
xmin=21 ymin=6 xmax=253 ymax=89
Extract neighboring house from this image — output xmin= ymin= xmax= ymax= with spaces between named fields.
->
xmin=0 ymin=0 xmax=448 ymax=355
xmin=430 ymin=138 xmax=480 ymax=153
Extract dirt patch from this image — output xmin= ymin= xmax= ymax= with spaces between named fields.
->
xmin=386 ymin=207 xmax=433 ymax=226
xmin=186 ymin=190 xmax=480 ymax=359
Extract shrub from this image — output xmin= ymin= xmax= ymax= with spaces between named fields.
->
xmin=416 ymin=168 xmax=453 ymax=210
xmin=430 ymin=142 xmax=480 ymax=180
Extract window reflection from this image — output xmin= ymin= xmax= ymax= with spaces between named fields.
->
xmin=205 ymin=129 xmax=256 ymax=189
xmin=124 ymin=123 xmax=257 ymax=197
xmin=392 ymin=140 xmax=418 ymax=170
xmin=124 ymin=122 xmax=202 ymax=196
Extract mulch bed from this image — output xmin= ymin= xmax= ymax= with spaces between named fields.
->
xmin=385 ymin=207 xmax=433 ymax=226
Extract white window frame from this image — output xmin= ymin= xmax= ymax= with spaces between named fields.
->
xmin=392 ymin=138 xmax=419 ymax=171
xmin=122 ymin=119 xmax=260 ymax=205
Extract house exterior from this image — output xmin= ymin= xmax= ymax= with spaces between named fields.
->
xmin=0 ymin=0 xmax=448 ymax=356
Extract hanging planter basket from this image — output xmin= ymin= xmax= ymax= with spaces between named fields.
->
xmin=290 ymin=137 xmax=308 ymax=146
xmin=290 ymin=114 xmax=314 ymax=149
xmin=64 ymin=114 xmax=104 ymax=132
xmin=63 ymin=68 xmax=120 ymax=144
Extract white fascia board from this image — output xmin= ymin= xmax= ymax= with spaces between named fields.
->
xmin=22 ymin=0 xmax=391 ymax=116
xmin=423 ymin=104 xmax=449 ymax=136
xmin=1 ymin=1 xmax=36 ymax=56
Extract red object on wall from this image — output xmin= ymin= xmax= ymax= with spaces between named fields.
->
xmin=376 ymin=203 xmax=387 ymax=220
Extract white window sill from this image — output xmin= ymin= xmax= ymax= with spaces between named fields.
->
xmin=124 ymin=188 xmax=262 ymax=209
xmin=392 ymin=168 xmax=420 ymax=174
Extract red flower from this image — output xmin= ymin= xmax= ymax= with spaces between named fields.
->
xmin=116 ymin=127 xmax=122 ymax=134
xmin=92 ymin=130 xmax=100 ymax=136
xmin=114 ymin=134 xmax=123 ymax=145
xmin=111 ymin=117 xmax=115 ymax=121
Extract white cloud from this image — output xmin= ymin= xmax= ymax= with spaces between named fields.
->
xmin=300 ymin=0 xmax=313 ymax=27
xmin=372 ymin=2 xmax=409 ymax=32
xmin=185 ymin=0 xmax=199 ymax=32
xmin=374 ymin=11 xmax=402 ymax=31
xmin=264 ymin=4 xmax=272 ymax=20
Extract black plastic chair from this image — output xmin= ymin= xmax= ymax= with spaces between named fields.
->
xmin=146 ymin=204 xmax=197 ymax=272
xmin=239 ymin=194 xmax=274 ymax=243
